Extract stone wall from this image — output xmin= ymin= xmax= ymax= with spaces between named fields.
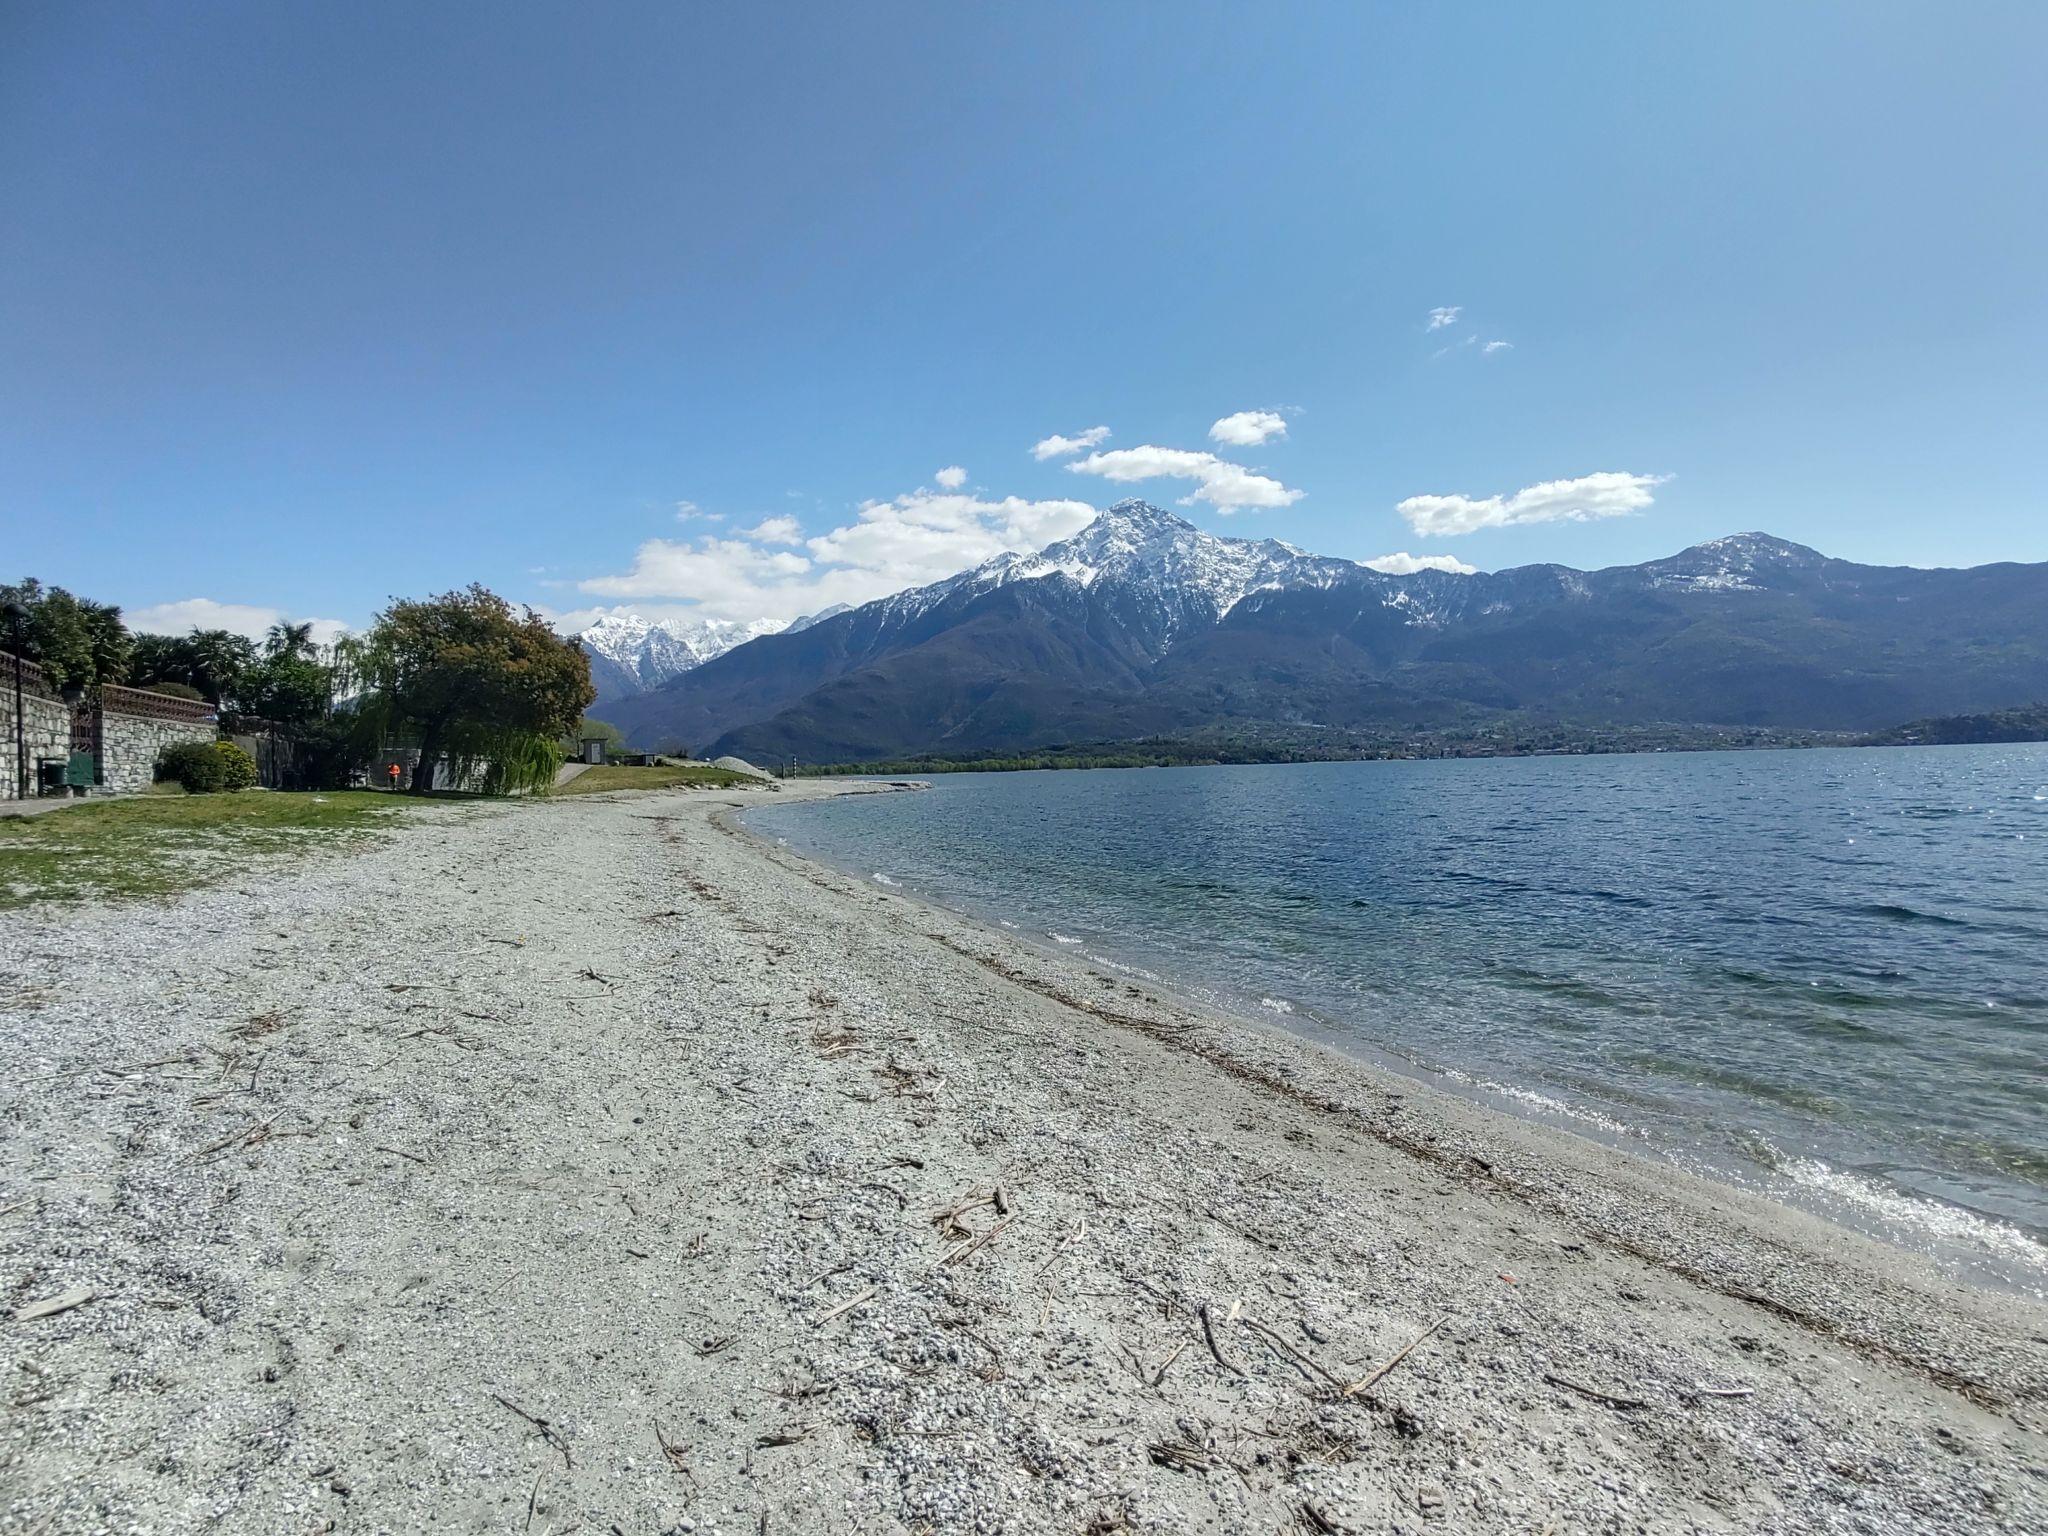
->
xmin=99 ymin=709 xmax=217 ymax=794
xmin=3 ymin=652 xmax=219 ymax=799
xmin=0 ymin=689 xmax=72 ymax=800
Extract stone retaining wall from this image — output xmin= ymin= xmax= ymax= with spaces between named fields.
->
xmin=0 ymin=690 xmax=73 ymax=800
xmin=98 ymin=709 xmax=217 ymax=794
xmin=3 ymin=652 xmax=219 ymax=799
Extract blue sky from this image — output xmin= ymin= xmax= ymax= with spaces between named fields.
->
xmin=4 ymin=2 xmax=2043 ymax=638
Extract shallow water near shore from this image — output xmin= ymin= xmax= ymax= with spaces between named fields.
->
xmin=751 ymin=745 xmax=2048 ymax=1294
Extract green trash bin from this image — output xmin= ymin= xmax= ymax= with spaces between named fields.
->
xmin=64 ymin=751 xmax=96 ymax=790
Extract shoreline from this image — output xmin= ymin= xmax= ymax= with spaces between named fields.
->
xmin=744 ymin=780 xmax=2048 ymax=1301
xmin=730 ymin=787 xmax=2045 ymax=1398
xmin=2 ymin=780 xmax=2042 ymax=1532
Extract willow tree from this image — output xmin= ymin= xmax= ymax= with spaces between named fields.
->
xmin=355 ymin=585 xmax=593 ymax=795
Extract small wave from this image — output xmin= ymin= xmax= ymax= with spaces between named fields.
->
xmin=871 ymin=872 xmax=901 ymax=887
xmin=1772 ymin=1153 xmax=2048 ymax=1279
xmin=1478 ymin=1079 xmax=1641 ymax=1137
xmin=1582 ymin=888 xmax=1654 ymax=909
xmin=1846 ymin=901 xmax=1968 ymax=928
xmin=1088 ymin=953 xmax=1161 ymax=981
xmin=1258 ymin=997 xmax=1295 ymax=1015
xmin=1048 ymin=932 xmax=1083 ymax=945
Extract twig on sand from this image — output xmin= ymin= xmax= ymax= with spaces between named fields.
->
xmin=490 ymin=1392 xmax=572 ymax=1469
xmin=652 ymin=1421 xmax=697 ymax=1481
xmin=1149 ymin=1437 xmax=1233 ymax=1475
xmin=481 ymin=935 xmax=526 ymax=947
xmin=1544 ymin=1372 xmax=1651 ymax=1412
xmin=524 ymin=1469 xmax=544 ymax=1533
xmin=1151 ymin=1338 xmax=1191 ymax=1387
xmin=816 ymin=1286 xmax=877 ymax=1327
xmin=931 ymin=1189 xmax=1000 ymax=1240
xmin=185 ymin=1118 xmax=275 ymax=1164
xmin=1297 ymin=1503 xmax=1355 ymax=1534
xmin=12 ymin=1287 xmax=97 ymax=1323
xmin=1035 ymin=1218 xmax=1087 ymax=1282
xmin=374 ymin=1145 xmax=427 ymax=1164
xmin=941 ymin=1212 xmax=1015 ymax=1269
xmin=1199 ymin=1301 xmax=1246 ymax=1376
xmin=1342 ymin=1315 xmax=1450 ymax=1399
xmin=1241 ymin=1317 xmax=1343 ymax=1389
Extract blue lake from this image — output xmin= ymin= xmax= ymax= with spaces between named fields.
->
xmin=748 ymin=746 xmax=2048 ymax=1292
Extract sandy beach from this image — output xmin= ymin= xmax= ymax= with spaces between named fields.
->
xmin=2 ymin=780 xmax=2043 ymax=1534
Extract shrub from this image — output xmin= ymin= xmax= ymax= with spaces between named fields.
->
xmin=156 ymin=740 xmax=227 ymax=794
xmin=215 ymin=740 xmax=258 ymax=790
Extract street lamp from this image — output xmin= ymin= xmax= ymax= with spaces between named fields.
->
xmin=3 ymin=599 xmax=27 ymax=802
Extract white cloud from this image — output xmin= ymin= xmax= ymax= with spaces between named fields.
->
xmin=579 ymin=488 xmax=1099 ymax=623
xmin=1482 ymin=340 xmax=1512 ymax=355
xmin=1065 ymin=445 xmax=1302 ymax=514
xmin=1208 ymin=410 xmax=1287 ymax=448
xmin=1031 ymin=425 xmax=1111 ymax=461
xmin=1427 ymin=306 xmax=1462 ymax=331
xmin=934 ymin=465 xmax=968 ymax=490
xmin=674 ymin=499 xmax=724 ymax=523
xmin=1363 ymin=552 xmax=1479 ymax=576
xmin=738 ymin=515 xmax=803 ymax=544
xmin=127 ymin=598 xmax=351 ymax=646
xmin=1396 ymin=472 xmax=1670 ymax=538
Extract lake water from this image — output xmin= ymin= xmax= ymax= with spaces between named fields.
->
xmin=747 ymin=746 xmax=2048 ymax=1294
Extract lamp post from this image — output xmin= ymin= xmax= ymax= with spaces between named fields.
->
xmin=3 ymin=599 xmax=27 ymax=802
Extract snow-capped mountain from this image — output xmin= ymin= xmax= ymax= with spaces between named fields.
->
xmin=580 ymin=612 xmax=783 ymax=681
xmin=883 ymin=498 xmax=1361 ymax=640
xmin=574 ymin=606 xmax=855 ymax=708
xmin=574 ymin=613 xmax=786 ymax=706
xmin=602 ymin=502 xmax=2048 ymax=762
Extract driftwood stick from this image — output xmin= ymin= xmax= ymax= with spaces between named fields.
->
xmin=1199 ymin=1302 xmax=1246 ymax=1376
xmin=1342 ymin=1315 xmax=1449 ymax=1399
xmin=1151 ymin=1338 xmax=1191 ymax=1387
xmin=1241 ymin=1317 xmax=1341 ymax=1388
xmin=1544 ymin=1372 xmax=1650 ymax=1412
xmin=490 ymin=1392 xmax=572 ymax=1469
xmin=815 ymin=1285 xmax=877 ymax=1327
xmin=945 ymin=1212 xmax=1014 ymax=1268
xmin=1034 ymin=1218 xmax=1087 ymax=1281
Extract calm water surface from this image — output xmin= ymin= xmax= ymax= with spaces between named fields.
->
xmin=748 ymin=747 xmax=2048 ymax=1292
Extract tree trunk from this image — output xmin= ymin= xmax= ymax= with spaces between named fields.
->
xmin=410 ymin=723 xmax=443 ymax=795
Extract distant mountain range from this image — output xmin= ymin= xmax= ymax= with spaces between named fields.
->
xmin=574 ymin=605 xmax=850 ymax=710
xmin=603 ymin=500 xmax=2048 ymax=761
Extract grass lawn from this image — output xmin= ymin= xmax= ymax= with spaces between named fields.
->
xmin=0 ymin=790 xmax=402 ymax=911
xmin=550 ymin=762 xmax=765 ymax=796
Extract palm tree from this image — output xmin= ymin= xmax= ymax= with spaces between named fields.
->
xmin=186 ymin=629 xmax=258 ymax=706
xmin=265 ymin=620 xmax=316 ymax=661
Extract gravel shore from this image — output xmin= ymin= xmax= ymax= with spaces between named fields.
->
xmin=2 ymin=782 xmax=2043 ymax=1534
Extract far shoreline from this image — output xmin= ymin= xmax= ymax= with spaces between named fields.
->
xmin=781 ymin=730 xmax=2048 ymax=780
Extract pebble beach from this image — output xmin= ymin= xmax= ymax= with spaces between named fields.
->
xmin=2 ymin=781 xmax=2043 ymax=1534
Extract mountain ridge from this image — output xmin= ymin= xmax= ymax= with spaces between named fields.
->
xmin=602 ymin=503 xmax=2048 ymax=759
xmin=574 ymin=605 xmax=850 ymax=711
